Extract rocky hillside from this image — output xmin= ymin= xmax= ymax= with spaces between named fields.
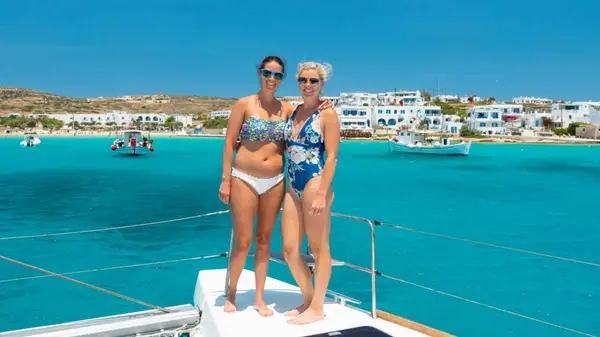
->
xmin=0 ymin=87 xmax=237 ymax=117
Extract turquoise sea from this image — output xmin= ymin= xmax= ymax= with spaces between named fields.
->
xmin=0 ymin=136 xmax=599 ymax=337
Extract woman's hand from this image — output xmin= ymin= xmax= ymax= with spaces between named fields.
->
xmin=311 ymin=194 xmax=326 ymax=216
xmin=218 ymin=180 xmax=231 ymax=204
xmin=318 ymin=98 xmax=334 ymax=110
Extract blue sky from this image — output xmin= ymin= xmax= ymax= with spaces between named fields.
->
xmin=1 ymin=0 xmax=598 ymax=101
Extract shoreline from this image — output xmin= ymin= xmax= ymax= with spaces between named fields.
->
xmin=2 ymin=131 xmax=212 ymax=138
xmin=4 ymin=131 xmax=600 ymax=146
xmin=367 ymin=135 xmax=600 ymax=145
xmin=346 ymin=136 xmax=600 ymax=145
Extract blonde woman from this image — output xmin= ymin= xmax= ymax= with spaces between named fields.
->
xmin=281 ymin=61 xmax=340 ymax=325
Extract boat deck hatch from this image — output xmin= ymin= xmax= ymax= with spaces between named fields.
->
xmin=302 ymin=326 xmax=394 ymax=336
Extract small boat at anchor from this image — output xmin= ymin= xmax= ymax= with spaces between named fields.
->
xmin=111 ymin=129 xmax=154 ymax=156
xmin=388 ymin=130 xmax=471 ymax=156
xmin=19 ymin=135 xmax=41 ymax=147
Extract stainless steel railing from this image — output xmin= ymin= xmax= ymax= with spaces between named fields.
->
xmin=1 ymin=207 xmax=596 ymax=337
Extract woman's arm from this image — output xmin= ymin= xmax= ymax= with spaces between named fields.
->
xmin=221 ymin=97 xmax=247 ymax=182
xmin=280 ymin=100 xmax=294 ymax=122
xmin=280 ymin=100 xmax=295 ymax=152
xmin=317 ymin=107 xmax=340 ymax=197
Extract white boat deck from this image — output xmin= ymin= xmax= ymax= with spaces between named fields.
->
xmin=193 ymin=268 xmax=430 ymax=337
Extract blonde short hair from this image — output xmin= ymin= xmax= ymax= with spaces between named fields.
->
xmin=295 ymin=61 xmax=333 ymax=82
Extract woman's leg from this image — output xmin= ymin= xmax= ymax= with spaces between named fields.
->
xmin=288 ymin=177 xmax=334 ymax=325
xmin=281 ymin=186 xmax=314 ymax=316
xmin=224 ymin=177 xmax=259 ymax=313
xmin=252 ymin=179 xmax=285 ymax=317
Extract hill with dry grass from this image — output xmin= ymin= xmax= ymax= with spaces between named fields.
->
xmin=0 ymin=87 xmax=237 ymax=118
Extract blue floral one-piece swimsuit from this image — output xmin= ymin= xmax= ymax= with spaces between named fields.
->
xmin=284 ymin=109 xmax=325 ymax=199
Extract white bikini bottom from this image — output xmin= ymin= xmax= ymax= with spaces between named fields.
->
xmin=231 ymin=168 xmax=284 ymax=195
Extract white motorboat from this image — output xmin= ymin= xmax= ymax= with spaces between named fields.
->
xmin=19 ymin=135 xmax=41 ymax=147
xmin=111 ymin=129 xmax=154 ymax=156
xmin=388 ymin=130 xmax=471 ymax=156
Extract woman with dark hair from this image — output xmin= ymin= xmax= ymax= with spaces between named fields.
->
xmin=218 ymin=56 xmax=332 ymax=317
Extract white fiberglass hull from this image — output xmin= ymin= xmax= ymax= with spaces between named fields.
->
xmin=20 ymin=138 xmax=41 ymax=147
xmin=388 ymin=140 xmax=471 ymax=156
xmin=113 ymin=146 xmax=152 ymax=156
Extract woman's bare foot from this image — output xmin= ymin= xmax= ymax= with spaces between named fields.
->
xmin=287 ymin=307 xmax=325 ymax=325
xmin=284 ymin=303 xmax=310 ymax=317
xmin=223 ymin=296 xmax=237 ymax=313
xmin=253 ymin=302 xmax=274 ymax=317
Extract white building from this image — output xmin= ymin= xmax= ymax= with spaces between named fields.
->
xmin=30 ymin=111 xmax=192 ymax=127
xmin=337 ymin=92 xmax=378 ymax=107
xmin=335 ymin=106 xmax=373 ymax=132
xmin=466 ymin=104 xmax=524 ymax=135
xmin=440 ymin=115 xmax=464 ymax=135
xmin=335 ymin=91 xmax=425 ymax=107
xmin=278 ymin=96 xmax=339 ymax=107
xmin=377 ymin=90 xmax=423 ymax=105
xmin=210 ymin=110 xmax=231 ymax=119
xmin=86 ymin=94 xmax=170 ymax=104
xmin=551 ymin=102 xmax=600 ymax=127
xmin=467 ymin=107 xmax=504 ymax=135
xmin=459 ymin=96 xmax=482 ymax=104
xmin=520 ymin=110 xmax=553 ymax=130
xmin=373 ymin=105 xmax=443 ymax=130
xmin=434 ymin=95 xmax=459 ymax=103
xmin=512 ymin=96 xmax=552 ymax=105
xmin=591 ymin=109 xmax=600 ymax=125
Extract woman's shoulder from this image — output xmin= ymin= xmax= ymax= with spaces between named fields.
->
xmin=230 ymin=95 xmax=256 ymax=117
xmin=235 ymin=95 xmax=255 ymax=106
xmin=320 ymin=107 xmax=338 ymax=119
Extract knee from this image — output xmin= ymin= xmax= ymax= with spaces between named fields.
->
xmin=282 ymin=243 xmax=300 ymax=262
xmin=310 ymin=246 xmax=331 ymax=263
xmin=254 ymin=232 xmax=272 ymax=250
xmin=234 ymin=237 xmax=252 ymax=254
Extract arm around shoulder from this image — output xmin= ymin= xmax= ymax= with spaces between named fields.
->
xmin=280 ymin=100 xmax=296 ymax=120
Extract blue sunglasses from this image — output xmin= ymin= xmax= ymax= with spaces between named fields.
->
xmin=260 ymin=68 xmax=284 ymax=80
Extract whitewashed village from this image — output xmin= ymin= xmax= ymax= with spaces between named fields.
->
xmin=215 ymin=91 xmax=600 ymax=141
xmin=2 ymin=88 xmax=600 ymax=142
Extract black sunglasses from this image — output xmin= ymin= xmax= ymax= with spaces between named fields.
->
xmin=297 ymin=77 xmax=320 ymax=85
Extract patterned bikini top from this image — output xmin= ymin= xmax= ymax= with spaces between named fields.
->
xmin=239 ymin=116 xmax=286 ymax=142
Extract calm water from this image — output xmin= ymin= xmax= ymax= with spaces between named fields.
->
xmin=0 ymin=136 xmax=599 ymax=337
